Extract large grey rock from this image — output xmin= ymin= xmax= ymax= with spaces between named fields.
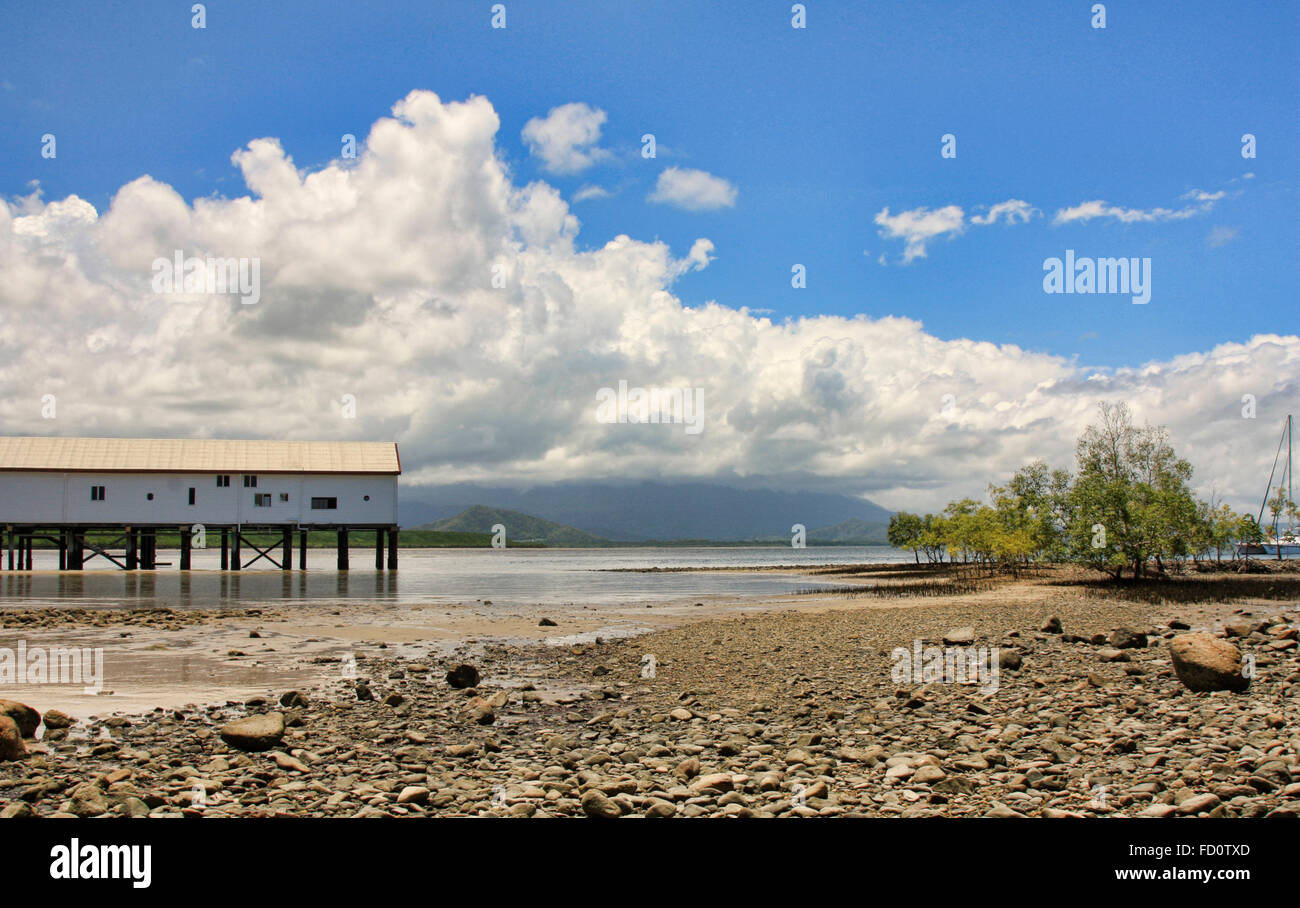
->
xmin=943 ymin=626 xmax=975 ymax=645
xmin=1223 ymin=620 xmax=1253 ymax=637
xmin=1169 ymin=634 xmax=1250 ymax=692
xmin=581 ymin=790 xmax=622 ymax=819
xmin=69 ymin=782 xmax=109 ymax=817
xmin=1109 ymin=627 xmax=1148 ymax=649
xmin=218 ymin=712 xmax=286 ymax=752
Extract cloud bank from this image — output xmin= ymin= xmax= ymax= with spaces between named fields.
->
xmin=1 ymin=90 xmax=1295 ymax=513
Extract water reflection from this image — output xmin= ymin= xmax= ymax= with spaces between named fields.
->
xmin=0 ymin=545 xmax=910 ymax=609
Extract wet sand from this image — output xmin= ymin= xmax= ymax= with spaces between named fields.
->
xmin=0 ymin=587 xmax=810 ymax=718
xmin=0 ymin=564 xmax=1294 ymax=722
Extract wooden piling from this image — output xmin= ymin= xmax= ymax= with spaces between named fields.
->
xmin=337 ymin=528 xmax=349 ymax=571
xmin=140 ymin=529 xmax=155 ymax=569
xmin=387 ymin=528 xmax=398 ymax=569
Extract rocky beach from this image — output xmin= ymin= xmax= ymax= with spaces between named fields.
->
xmin=1 ymin=565 xmax=1298 ymax=819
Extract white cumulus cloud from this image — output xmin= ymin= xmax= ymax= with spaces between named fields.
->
xmin=521 ymin=102 xmax=611 ymax=174
xmin=572 ymin=184 xmax=611 ymax=203
xmin=970 ymin=199 xmax=1039 ymax=225
xmin=648 ymin=167 xmax=738 ymax=211
xmin=873 ymin=204 xmax=966 ymax=263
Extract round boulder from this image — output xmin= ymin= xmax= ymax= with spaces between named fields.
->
xmin=42 ymin=709 xmax=74 ymax=730
xmin=445 ymin=664 xmax=481 ymax=689
xmin=0 ymin=699 xmax=40 ymax=738
xmin=279 ymin=690 xmax=309 ymax=708
xmin=1169 ymin=633 xmax=1250 ymax=692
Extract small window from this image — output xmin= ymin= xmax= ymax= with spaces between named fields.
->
xmin=311 ymin=497 xmax=338 ymax=510
xmin=216 ymin=475 xmax=230 ymax=487
xmin=90 ymin=485 xmax=106 ymax=501
xmin=243 ymin=475 xmax=258 ymax=488
xmin=146 ymin=492 xmax=154 ymax=501
xmin=279 ymin=493 xmax=289 ymax=502
xmin=188 ymin=488 xmax=196 ymax=505
xmin=254 ymin=493 xmax=272 ymax=507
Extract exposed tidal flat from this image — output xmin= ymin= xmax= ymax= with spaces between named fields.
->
xmin=0 ymin=562 xmax=1298 ymax=818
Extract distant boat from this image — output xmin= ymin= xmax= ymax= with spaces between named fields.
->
xmin=1239 ymin=532 xmax=1300 ymax=557
xmin=1238 ymin=414 xmax=1299 ymax=558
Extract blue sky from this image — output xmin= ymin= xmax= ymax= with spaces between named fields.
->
xmin=4 ymin=0 xmax=1295 ymax=367
xmin=1 ymin=2 xmax=1296 ymax=510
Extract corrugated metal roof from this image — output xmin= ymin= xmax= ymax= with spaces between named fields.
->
xmin=0 ymin=437 xmax=401 ymax=474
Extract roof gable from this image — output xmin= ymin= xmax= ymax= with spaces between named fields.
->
xmin=0 ymin=437 xmax=401 ymax=474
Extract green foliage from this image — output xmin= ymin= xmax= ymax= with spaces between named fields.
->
xmin=905 ymin=401 xmax=1258 ymax=578
xmin=887 ymin=512 xmax=925 ymax=562
xmin=1065 ymin=402 xmax=1202 ymax=578
xmin=1266 ymin=485 xmax=1297 ymax=533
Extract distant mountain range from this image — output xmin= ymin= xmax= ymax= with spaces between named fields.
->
xmin=398 ymin=481 xmax=892 ymax=545
xmin=806 ymin=518 xmax=891 ymax=545
xmin=415 ymin=505 xmax=609 ymax=547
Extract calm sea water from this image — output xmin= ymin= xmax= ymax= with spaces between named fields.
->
xmin=0 ymin=545 xmax=913 ymax=609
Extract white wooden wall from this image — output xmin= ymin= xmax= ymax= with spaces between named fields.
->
xmin=0 ymin=472 xmax=398 ymax=525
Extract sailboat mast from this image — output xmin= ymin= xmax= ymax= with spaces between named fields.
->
xmin=1257 ymin=417 xmax=1288 ymax=529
